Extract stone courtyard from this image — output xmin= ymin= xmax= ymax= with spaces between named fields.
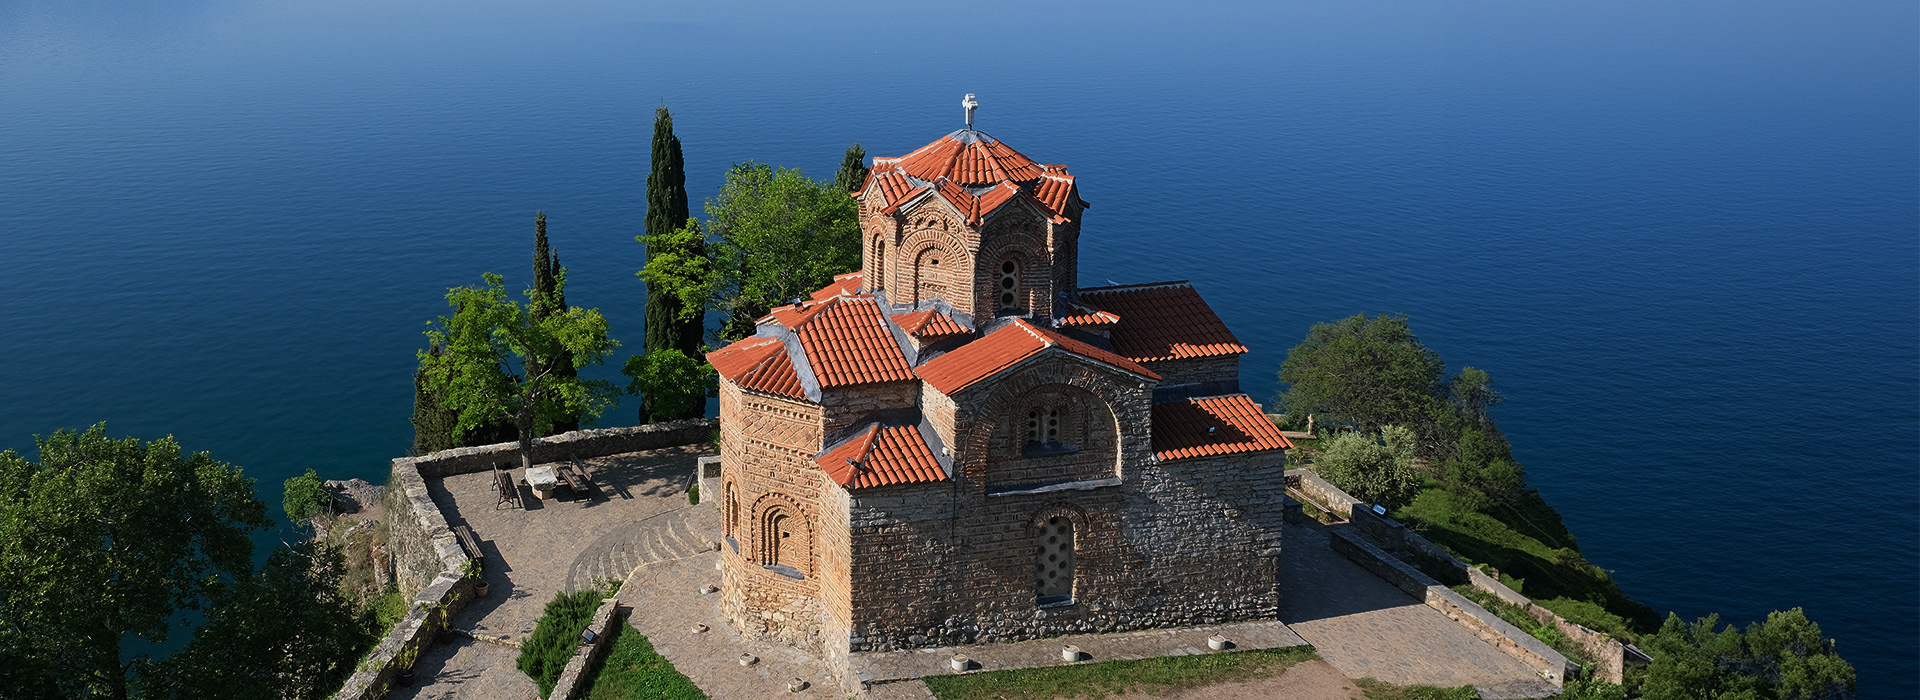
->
xmin=390 ymin=444 xmax=716 ymax=700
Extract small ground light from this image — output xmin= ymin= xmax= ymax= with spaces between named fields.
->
xmin=1208 ymin=634 xmax=1229 ymax=650
xmin=738 ymin=653 xmax=758 ymax=666
xmin=949 ymin=654 xmax=970 ymax=672
xmin=787 ymin=677 xmax=807 ymax=692
xmin=1061 ymin=645 xmax=1082 ymax=661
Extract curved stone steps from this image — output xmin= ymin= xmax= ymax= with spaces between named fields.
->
xmin=563 ymin=510 xmax=712 ymax=593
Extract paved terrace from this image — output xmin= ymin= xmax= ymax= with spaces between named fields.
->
xmin=391 ymin=444 xmax=715 ymax=700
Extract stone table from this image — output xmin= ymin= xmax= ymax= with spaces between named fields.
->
xmin=526 ymin=466 xmax=558 ymax=500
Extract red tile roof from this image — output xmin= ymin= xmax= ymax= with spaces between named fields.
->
xmin=861 ymin=130 xmax=1087 ymax=225
xmin=769 ymin=296 xmax=915 ymax=388
xmin=894 ymin=308 xmax=972 ymax=338
xmin=1074 ymin=282 xmax=1249 ymax=361
xmin=810 ymin=271 xmax=864 ymax=301
xmin=1152 ymin=394 xmax=1294 ymax=460
xmin=705 ymin=336 xmax=806 ymax=400
xmin=1056 ymin=301 xmax=1121 ymax=328
xmin=816 ymin=424 xmax=948 ymax=489
xmin=916 ymin=320 xmax=1159 ymax=395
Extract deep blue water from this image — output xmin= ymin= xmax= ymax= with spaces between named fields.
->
xmin=3 ymin=0 xmax=1913 ymax=693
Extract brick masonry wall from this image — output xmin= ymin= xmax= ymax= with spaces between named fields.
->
xmin=718 ymin=380 xmax=834 ymax=654
xmin=821 ymin=381 xmax=918 ymax=443
xmin=836 ymin=355 xmax=1289 ymax=652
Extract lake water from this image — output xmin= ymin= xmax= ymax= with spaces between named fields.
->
xmin=2 ymin=0 xmax=1913 ymax=693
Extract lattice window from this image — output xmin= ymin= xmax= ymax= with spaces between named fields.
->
xmin=1035 ymin=516 xmax=1075 ymax=605
xmin=1026 ymin=408 xmax=1060 ymax=444
xmin=999 ymin=259 xmax=1021 ymax=311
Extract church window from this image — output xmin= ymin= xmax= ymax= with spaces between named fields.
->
xmin=1026 ymin=408 xmax=1060 ymax=444
xmin=1035 ymin=516 xmax=1075 ymax=606
xmin=999 ymin=259 xmax=1020 ymax=311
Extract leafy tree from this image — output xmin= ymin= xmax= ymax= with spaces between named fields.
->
xmin=834 ymin=142 xmax=869 ymax=193
xmin=281 ymin=468 xmax=331 ymax=524
xmin=1449 ymin=366 xmax=1502 ymax=432
xmin=644 ymin=107 xmax=703 ymax=359
xmin=420 ymin=273 xmax=621 ymax=471
xmin=703 ymin=162 xmax=861 ymax=339
xmin=133 ymin=543 xmax=369 ymax=700
xmin=622 ymin=349 xmax=717 ymax=425
xmin=1279 ymin=313 xmax=1447 ymax=436
xmin=1441 ymin=426 xmax=1526 ymax=511
xmin=0 ymin=425 xmax=270 ymax=700
xmin=411 ymin=343 xmax=516 ymax=454
xmin=1636 ymin=609 xmax=1854 ymax=700
xmin=532 ymin=211 xmax=581 ymax=433
xmin=1313 ymin=430 xmax=1423 ymax=510
xmin=633 ymin=218 xmax=716 ymax=422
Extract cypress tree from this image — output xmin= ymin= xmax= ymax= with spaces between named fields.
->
xmin=411 ymin=345 xmax=459 ymax=455
xmin=834 ymin=142 xmax=869 ymax=193
xmin=533 ymin=211 xmax=580 ymax=433
xmin=642 ymin=106 xmax=705 ymax=421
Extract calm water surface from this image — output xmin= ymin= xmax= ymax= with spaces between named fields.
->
xmin=2 ymin=1 xmax=1914 ymax=693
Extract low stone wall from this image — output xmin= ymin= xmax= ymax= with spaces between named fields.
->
xmin=1467 ymin=568 xmax=1627 ymax=683
xmin=549 ymin=598 xmax=625 ymax=700
xmin=1330 ymin=530 xmax=1574 ymax=687
xmin=1287 ymin=470 xmax=1362 ymax=518
xmin=406 ymin=419 xmax=716 ymax=479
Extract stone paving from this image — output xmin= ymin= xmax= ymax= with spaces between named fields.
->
xmin=1280 ymin=520 xmax=1558 ymax=699
xmin=390 ymin=444 xmax=715 ymax=700
xmin=618 ymin=546 xmax=843 ymax=699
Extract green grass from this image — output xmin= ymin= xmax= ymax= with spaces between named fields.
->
xmin=1451 ymin=586 xmax=1589 ymax=667
xmin=1397 ymin=487 xmax=1657 ymax=632
xmin=1353 ymin=677 xmax=1481 ymax=700
xmin=922 ymin=646 xmax=1316 ymax=700
xmin=580 ymin=623 xmax=707 ymax=700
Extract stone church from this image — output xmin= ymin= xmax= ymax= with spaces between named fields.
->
xmin=706 ymin=107 xmax=1293 ymax=665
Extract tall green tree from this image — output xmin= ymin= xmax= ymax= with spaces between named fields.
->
xmin=622 ymin=348 xmax=718 ymax=424
xmin=532 ymin=211 xmax=581 ymax=433
xmin=704 ymin=162 xmax=861 ymax=339
xmin=420 ymin=273 xmax=621 ymax=471
xmin=834 ymin=142 xmax=869 ymax=193
xmin=133 ymin=543 xmax=369 ymax=700
xmin=0 ymin=425 xmax=270 ymax=700
xmin=1279 ymin=313 xmax=1447 ymax=436
xmin=644 ymin=107 xmax=701 ymax=357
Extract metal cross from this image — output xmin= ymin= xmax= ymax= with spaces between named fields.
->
xmin=963 ymin=94 xmax=978 ymax=129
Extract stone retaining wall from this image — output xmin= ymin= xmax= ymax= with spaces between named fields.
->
xmin=548 ymin=599 xmax=625 ymax=700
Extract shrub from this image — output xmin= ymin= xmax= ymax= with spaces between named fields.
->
xmin=517 ymin=590 xmax=606 ymax=696
xmin=1315 ymin=431 xmax=1422 ymax=510
xmin=282 ymin=469 xmax=331 ymax=524
xmin=687 ymin=482 xmax=699 ymax=505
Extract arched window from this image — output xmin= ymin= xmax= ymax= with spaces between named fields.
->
xmin=768 ymin=512 xmax=792 ymax=566
xmin=1026 ymin=408 xmax=1060 ymax=445
xmin=998 ymin=259 xmax=1020 ymax=312
xmin=1036 ymin=515 xmax=1075 ymax=606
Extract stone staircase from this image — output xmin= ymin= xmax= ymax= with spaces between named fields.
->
xmin=563 ymin=508 xmax=716 ymax=592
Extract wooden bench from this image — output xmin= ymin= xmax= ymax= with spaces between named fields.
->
xmin=570 ymin=453 xmax=596 ymax=487
xmin=558 ymin=463 xmax=589 ymax=496
xmin=492 ymin=465 xmax=521 ymax=509
xmin=451 ymin=524 xmax=483 ymax=570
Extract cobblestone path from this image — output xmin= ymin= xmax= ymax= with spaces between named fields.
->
xmin=563 ymin=511 xmax=714 ymax=593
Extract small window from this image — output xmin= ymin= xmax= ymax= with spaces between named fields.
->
xmin=999 ymin=259 xmax=1020 ymax=310
xmin=1036 ymin=516 xmax=1075 ymax=606
xmin=1026 ymin=408 xmax=1060 ymax=444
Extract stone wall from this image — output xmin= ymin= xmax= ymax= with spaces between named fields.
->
xmin=548 ymin=598 xmax=625 ymax=700
xmin=405 ymin=419 xmax=716 ymax=479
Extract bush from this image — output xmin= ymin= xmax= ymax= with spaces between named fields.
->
xmin=517 ymin=590 xmax=607 ymax=696
xmin=1315 ymin=431 xmax=1422 ymax=510
xmin=1538 ymin=597 xmax=1637 ymax=643
xmin=687 ymin=482 xmax=699 ymax=505
xmin=282 ymin=469 xmax=331 ymax=524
